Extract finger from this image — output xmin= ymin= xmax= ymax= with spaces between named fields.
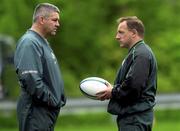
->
xmin=96 ymin=93 xmax=106 ymax=99
xmin=96 ymin=90 xmax=106 ymax=95
xmin=105 ymin=81 xmax=108 ymax=86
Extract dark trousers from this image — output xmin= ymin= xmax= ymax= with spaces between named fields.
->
xmin=116 ymin=110 xmax=153 ymax=131
xmin=17 ymin=95 xmax=60 ymax=131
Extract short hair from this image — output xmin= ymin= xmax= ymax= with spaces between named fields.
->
xmin=117 ymin=16 xmax=145 ymax=38
xmin=33 ymin=3 xmax=60 ymax=23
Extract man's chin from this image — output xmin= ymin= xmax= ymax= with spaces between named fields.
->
xmin=119 ymin=43 xmax=123 ymax=47
xmin=120 ymin=44 xmax=126 ymax=48
xmin=51 ymin=32 xmax=57 ymax=36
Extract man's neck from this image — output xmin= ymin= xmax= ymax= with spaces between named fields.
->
xmin=30 ymin=24 xmax=47 ymax=38
xmin=129 ymin=38 xmax=143 ymax=49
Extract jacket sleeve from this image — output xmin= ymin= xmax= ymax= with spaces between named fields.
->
xmin=112 ymin=55 xmax=150 ymax=103
xmin=16 ymin=39 xmax=59 ymax=108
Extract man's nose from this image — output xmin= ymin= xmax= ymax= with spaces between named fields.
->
xmin=116 ymin=34 xmax=120 ymax=40
xmin=56 ymin=21 xmax=60 ymax=27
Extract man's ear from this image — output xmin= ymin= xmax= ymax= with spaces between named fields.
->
xmin=38 ymin=16 xmax=45 ymax=25
xmin=131 ymin=29 xmax=138 ymax=38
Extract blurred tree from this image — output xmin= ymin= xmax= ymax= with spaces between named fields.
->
xmin=0 ymin=35 xmax=15 ymax=99
xmin=0 ymin=0 xmax=180 ymax=98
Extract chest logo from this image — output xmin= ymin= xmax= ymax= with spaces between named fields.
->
xmin=51 ymin=52 xmax=57 ymax=64
xmin=122 ymin=59 xmax=125 ymax=66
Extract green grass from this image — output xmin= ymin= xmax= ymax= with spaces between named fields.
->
xmin=154 ymin=121 xmax=180 ymax=131
xmin=56 ymin=124 xmax=117 ymax=131
xmin=1 ymin=120 xmax=180 ymax=131
xmin=1 ymin=110 xmax=180 ymax=131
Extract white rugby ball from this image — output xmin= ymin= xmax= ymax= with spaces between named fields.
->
xmin=80 ymin=77 xmax=110 ymax=100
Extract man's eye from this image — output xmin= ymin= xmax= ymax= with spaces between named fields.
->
xmin=119 ymin=31 xmax=124 ymax=34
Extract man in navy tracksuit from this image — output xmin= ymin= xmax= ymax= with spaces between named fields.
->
xmin=14 ymin=3 xmax=66 ymax=131
xmin=97 ymin=16 xmax=157 ymax=131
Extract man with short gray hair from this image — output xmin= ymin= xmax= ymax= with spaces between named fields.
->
xmin=14 ymin=3 xmax=66 ymax=131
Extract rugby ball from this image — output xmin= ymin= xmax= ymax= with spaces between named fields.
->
xmin=80 ymin=77 xmax=110 ymax=100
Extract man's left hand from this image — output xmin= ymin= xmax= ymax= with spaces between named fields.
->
xmin=96 ymin=82 xmax=113 ymax=101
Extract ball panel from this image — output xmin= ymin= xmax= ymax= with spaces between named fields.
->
xmin=81 ymin=77 xmax=107 ymax=84
xmin=80 ymin=88 xmax=98 ymax=100
xmin=79 ymin=77 xmax=109 ymax=100
xmin=80 ymin=81 xmax=107 ymax=96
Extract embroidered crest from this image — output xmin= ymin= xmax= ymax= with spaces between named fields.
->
xmin=51 ymin=52 xmax=57 ymax=64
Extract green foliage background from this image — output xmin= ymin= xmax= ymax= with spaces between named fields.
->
xmin=1 ymin=110 xmax=180 ymax=131
xmin=0 ymin=0 xmax=180 ymax=98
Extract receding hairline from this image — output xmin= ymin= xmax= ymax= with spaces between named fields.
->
xmin=117 ymin=16 xmax=140 ymax=24
xmin=117 ymin=16 xmax=145 ymax=38
xmin=33 ymin=3 xmax=60 ymax=23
